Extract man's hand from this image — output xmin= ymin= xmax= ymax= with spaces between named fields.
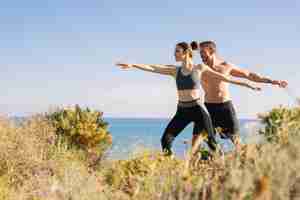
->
xmin=116 ymin=63 xmax=133 ymax=69
xmin=271 ymin=80 xmax=288 ymax=88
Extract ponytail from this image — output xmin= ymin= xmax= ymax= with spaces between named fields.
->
xmin=190 ymin=41 xmax=199 ymax=50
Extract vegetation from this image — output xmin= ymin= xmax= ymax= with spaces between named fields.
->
xmin=47 ymin=105 xmax=112 ymax=159
xmin=0 ymin=105 xmax=300 ymax=200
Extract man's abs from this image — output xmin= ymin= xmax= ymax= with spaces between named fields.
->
xmin=202 ymin=77 xmax=231 ymax=103
xmin=204 ymin=85 xmax=231 ymax=103
xmin=202 ymin=62 xmax=232 ymax=103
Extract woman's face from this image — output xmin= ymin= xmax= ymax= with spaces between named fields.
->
xmin=174 ymin=45 xmax=185 ymax=62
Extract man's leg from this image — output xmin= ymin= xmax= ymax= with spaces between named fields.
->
xmin=230 ymin=134 xmax=242 ymax=153
xmin=205 ymin=101 xmax=241 ymax=151
xmin=219 ymin=101 xmax=241 ymax=152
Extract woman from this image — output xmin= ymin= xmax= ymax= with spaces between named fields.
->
xmin=116 ymin=42 xmax=260 ymax=156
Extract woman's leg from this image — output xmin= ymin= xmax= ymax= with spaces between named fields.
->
xmin=161 ymin=108 xmax=190 ymax=155
xmin=192 ymin=106 xmax=218 ymax=152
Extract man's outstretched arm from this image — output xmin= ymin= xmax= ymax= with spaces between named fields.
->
xmin=229 ymin=63 xmax=288 ymax=88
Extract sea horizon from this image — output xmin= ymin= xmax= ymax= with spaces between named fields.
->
xmin=8 ymin=115 xmax=263 ymax=159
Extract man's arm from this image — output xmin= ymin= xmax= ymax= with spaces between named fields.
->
xmin=199 ymin=64 xmax=261 ymax=91
xmin=229 ymin=63 xmax=288 ymax=88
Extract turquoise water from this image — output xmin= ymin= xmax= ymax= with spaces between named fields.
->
xmin=105 ymin=118 xmax=263 ymax=159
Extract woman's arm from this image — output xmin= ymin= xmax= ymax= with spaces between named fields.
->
xmin=200 ymin=64 xmax=261 ymax=91
xmin=116 ymin=63 xmax=177 ymax=77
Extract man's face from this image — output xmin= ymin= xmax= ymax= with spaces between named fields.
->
xmin=200 ymin=47 xmax=212 ymax=64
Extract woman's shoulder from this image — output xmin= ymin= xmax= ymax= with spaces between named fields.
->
xmin=173 ymin=65 xmax=181 ymax=72
xmin=170 ymin=65 xmax=180 ymax=78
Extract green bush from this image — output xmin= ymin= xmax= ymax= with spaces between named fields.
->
xmin=47 ymin=105 xmax=112 ymax=156
xmin=259 ymin=106 xmax=300 ymax=143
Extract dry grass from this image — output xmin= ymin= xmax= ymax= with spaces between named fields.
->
xmin=1 ymin=108 xmax=300 ymax=200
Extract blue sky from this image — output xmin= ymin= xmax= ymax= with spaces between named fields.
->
xmin=0 ymin=0 xmax=299 ymax=118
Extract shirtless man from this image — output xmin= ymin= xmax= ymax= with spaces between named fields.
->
xmin=191 ymin=41 xmax=288 ymax=150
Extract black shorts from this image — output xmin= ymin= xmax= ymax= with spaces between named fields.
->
xmin=204 ymin=101 xmax=239 ymax=140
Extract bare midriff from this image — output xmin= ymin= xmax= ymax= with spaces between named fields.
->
xmin=177 ymin=89 xmax=202 ymax=102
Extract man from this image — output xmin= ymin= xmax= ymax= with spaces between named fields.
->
xmin=191 ymin=40 xmax=288 ymax=150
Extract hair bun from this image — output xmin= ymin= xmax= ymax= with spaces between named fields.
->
xmin=190 ymin=41 xmax=199 ymax=50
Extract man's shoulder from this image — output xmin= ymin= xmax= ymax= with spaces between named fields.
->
xmin=218 ymin=60 xmax=230 ymax=67
xmin=218 ymin=61 xmax=235 ymax=71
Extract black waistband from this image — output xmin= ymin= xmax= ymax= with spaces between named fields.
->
xmin=178 ymin=98 xmax=201 ymax=103
xmin=178 ymin=98 xmax=202 ymax=108
xmin=204 ymin=100 xmax=232 ymax=106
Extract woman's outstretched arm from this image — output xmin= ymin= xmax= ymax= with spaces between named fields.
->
xmin=116 ymin=63 xmax=177 ymax=77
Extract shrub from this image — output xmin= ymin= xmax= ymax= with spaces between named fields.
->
xmin=47 ymin=105 xmax=112 ymax=157
xmin=259 ymin=106 xmax=300 ymax=143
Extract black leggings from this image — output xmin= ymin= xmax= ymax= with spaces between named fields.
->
xmin=161 ymin=104 xmax=218 ymax=155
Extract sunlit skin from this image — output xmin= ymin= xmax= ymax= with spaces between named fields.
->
xmin=117 ymin=44 xmax=261 ymax=153
xmin=200 ymin=47 xmax=233 ymax=103
xmin=117 ymin=45 xmax=261 ymax=103
xmin=174 ymin=46 xmax=203 ymax=101
xmin=199 ymin=46 xmax=288 ymax=103
xmin=197 ymin=45 xmax=289 ymax=150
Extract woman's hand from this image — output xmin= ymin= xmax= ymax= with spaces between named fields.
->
xmin=116 ymin=63 xmax=176 ymax=76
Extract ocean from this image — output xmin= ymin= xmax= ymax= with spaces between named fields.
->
xmin=10 ymin=116 xmax=263 ymax=159
xmin=105 ymin=118 xmax=263 ymax=159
